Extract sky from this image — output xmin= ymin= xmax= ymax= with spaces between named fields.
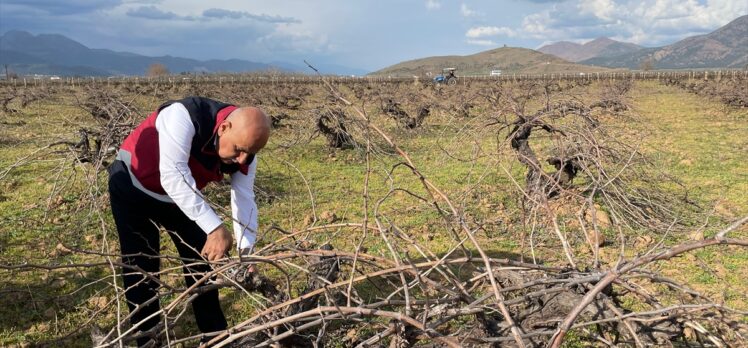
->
xmin=1 ymin=0 xmax=746 ymax=72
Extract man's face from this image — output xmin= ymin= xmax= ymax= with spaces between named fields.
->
xmin=215 ymin=121 xmax=265 ymax=165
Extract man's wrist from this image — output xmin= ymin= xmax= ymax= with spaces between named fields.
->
xmin=197 ymin=213 xmax=223 ymax=235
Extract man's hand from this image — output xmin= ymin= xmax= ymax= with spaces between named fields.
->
xmin=202 ymin=225 xmax=233 ymax=261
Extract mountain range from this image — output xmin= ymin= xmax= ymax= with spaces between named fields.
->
xmin=373 ymin=14 xmax=747 ymax=76
xmin=0 ymin=30 xmax=367 ymax=77
xmin=545 ymin=15 xmax=748 ymax=70
xmin=538 ymin=37 xmax=642 ymax=63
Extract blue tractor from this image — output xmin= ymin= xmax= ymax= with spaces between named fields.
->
xmin=433 ymin=68 xmax=457 ymax=85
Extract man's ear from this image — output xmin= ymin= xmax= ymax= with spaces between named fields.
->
xmin=217 ymin=120 xmax=231 ymax=135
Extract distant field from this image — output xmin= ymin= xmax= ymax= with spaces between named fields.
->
xmin=0 ymin=77 xmax=746 ymax=347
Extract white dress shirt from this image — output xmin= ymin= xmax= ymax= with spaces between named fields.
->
xmin=155 ymin=103 xmax=258 ymax=250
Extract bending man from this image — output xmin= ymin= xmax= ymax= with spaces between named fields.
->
xmin=108 ymin=96 xmax=270 ymax=346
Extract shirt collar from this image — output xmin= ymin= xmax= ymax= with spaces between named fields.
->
xmin=203 ymin=105 xmax=238 ymax=154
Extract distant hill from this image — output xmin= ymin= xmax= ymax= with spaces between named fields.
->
xmin=370 ymin=47 xmax=613 ymax=77
xmin=538 ymin=41 xmax=584 ymax=62
xmin=0 ymin=30 xmax=368 ymax=76
xmin=0 ymin=30 xmax=273 ymax=76
xmin=539 ymin=37 xmax=642 ymax=62
xmin=582 ymin=15 xmax=748 ymax=69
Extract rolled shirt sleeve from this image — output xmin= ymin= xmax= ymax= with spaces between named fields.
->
xmin=231 ymin=156 xmax=259 ymax=250
xmin=155 ymin=103 xmax=223 ymax=235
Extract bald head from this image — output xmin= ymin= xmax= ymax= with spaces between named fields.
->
xmin=228 ymin=107 xmax=271 ymax=150
xmin=216 ymin=106 xmax=271 ymax=165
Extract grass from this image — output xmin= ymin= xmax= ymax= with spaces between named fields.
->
xmin=632 ymin=81 xmax=748 ymax=210
xmin=0 ymin=80 xmax=747 ymax=345
xmin=627 ymin=81 xmax=748 ymax=310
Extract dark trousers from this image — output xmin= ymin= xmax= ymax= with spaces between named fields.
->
xmin=108 ymin=160 xmax=227 ymax=346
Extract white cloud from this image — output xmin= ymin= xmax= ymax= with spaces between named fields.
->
xmin=1 ymin=0 xmax=122 ymax=15
xmin=202 ymin=8 xmax=300 ymax=23
xmin=123 ymin=5 xmax=300 ymax=23
xmin=516 ymin=0 xmax=748 ymax=46
xmin=426 ymin=0 xmax=441 ymax=10
xmin=126 ymin=5 xmax=193 ymax=20
xmin=577 ymin=0 xmax=617 ymax=22
xmin=257 ymin=25 xmax=331 ymax=54
xmin=466 ymin=26 xmax=516 ymax=38
xmin=467 ymin=39 xmax=496 ymax=46
xmin=123 ymin=0 xmax=162 ymax=4
xmin=460 ymin=3 xmax=480 ymax=17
